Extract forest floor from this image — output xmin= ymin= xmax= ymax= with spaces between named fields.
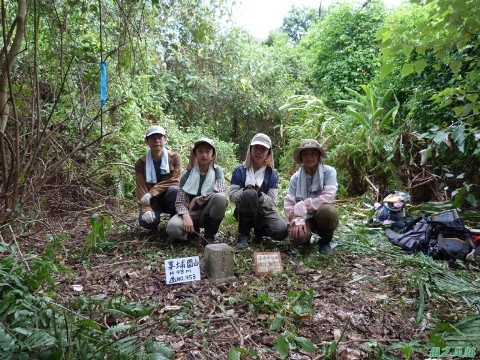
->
xmin=17 ymin=197 xmax=480 ymax=360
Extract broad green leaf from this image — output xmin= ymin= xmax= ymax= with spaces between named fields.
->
xmin=228 ymin=348 xmax=241 ymax=360
xmin=466 ymin=193 xmax=478 ymax=207
xmin=466 ymin=94 xmax=478 ymax=103
xmin=0 ymin=326 xmax=15 ymax=351
xmin=419 ymin=148 xmax=433 ymax=164
xmin=380 ymin=64 xmax=396 ymax=79
xmin=414 ymin=59 xmax=427 ymax=73
xmin=401 ymin=63 xmax=415 ymax=77
xmin=452 ymin=106 xmax=464 ymax=117
xmin=451 ymin=124 xmax=466 ymax=153
xmin=269 ymin=315 xmax=283 ymax=330
xmin=449 ymin=60 xmax=462 ymax=75
xmin=401 ymin=44 xmax=414 ymax=56
xmin=275 ymin=334 xmax=290 ymax=359
xmin=432 ymin=131 xmax=447 ymax=145
xmin=78 ymin=319 xmax=102 ymax=331
xmin=295 ymin=336 xmax=315 ymax=352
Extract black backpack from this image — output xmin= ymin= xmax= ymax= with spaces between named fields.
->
xmin=385 ymin=217 xmax=431 ymax=252
xmin=427 ymin=218 xmax=473 ymax=261
xmin=386 ymin=216 xmax=475 ymax=263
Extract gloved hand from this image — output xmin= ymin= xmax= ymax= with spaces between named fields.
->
xmin=140 ymin=193 xmax=153 ymax=205
xmin=141 ymin=211 xmax=155 ymax=224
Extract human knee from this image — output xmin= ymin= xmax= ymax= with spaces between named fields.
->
xmin=240 ymin=188 xmax=258 ymax=203
xmin=165 ymin=186 xmax=179 ymax=203
xmin=314 ymin=204 xmax=338 ymax=230
xmin=209 ymin=193 xmax=227 ymax=218
xmin=166 ymin=215 xmax=185 ymax=239
xmin=271 ymin=224 xmax=288 ymax=240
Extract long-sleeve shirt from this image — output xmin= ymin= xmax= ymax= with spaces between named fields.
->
xmin=135 ymin=150 xmax=182 ymax=213
xmin=284 ymin=164 xmax=337 ymax=226
xmin=175 ymin=166 xmax=226 ymax=215
xmin=229 ymin=165 xmax=278 ymax=210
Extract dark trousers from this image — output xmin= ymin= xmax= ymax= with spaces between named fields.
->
xmin=138 ymin=186 xmax=179 ymax=229
xmin=235 ymin=189 xmax=288 ymax=240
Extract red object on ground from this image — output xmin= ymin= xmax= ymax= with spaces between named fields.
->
xmin=471 ymin=229 xmax=480 ymax=246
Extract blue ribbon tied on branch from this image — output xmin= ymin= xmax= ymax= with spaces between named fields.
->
xmin=100 ymin=60 xmax=107 ymax=108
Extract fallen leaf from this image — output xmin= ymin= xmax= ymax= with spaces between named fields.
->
xmin=72 ymin=284 xmax=83 ymax=292
xmin=160 ymin=305 xmax=182 ymax=313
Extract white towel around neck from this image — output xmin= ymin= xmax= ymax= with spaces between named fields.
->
xmin=145 ymin=149 xmax=170 ymax=183
xmin=182 ymin=163 xmax=216 ymax=196
xmin=295 ymin=164 xmax=324 ymax=201
xmin=245 ymin=165 xmax=266 ymax=188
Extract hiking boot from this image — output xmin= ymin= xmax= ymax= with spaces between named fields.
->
xmin=236 ymin=235 xmax=249 ymax=249
xmin=318 ymin=243 xmax=333 ymax=256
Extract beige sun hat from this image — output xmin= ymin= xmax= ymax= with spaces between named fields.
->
xmin=250 ymin=133 xmax=271 ymax=149
xmin=293 ymin=139 xmax=327 ymax=164
xmin=244 ymin=133 xmax=275 ymax=169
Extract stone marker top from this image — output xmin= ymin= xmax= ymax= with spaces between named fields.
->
xmin=204 ymin=243 xmax=236 ymax=284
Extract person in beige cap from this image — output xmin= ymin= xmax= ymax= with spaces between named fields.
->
xmin=166 ymin=138 xmax=228 ymax=243
xmin=229 ymin=133 xmax=288 ymax=249
xmin=284 ymin=139 xmax=338 ymax=255
xmin=135 ymin=125 xmax=182 ymax=230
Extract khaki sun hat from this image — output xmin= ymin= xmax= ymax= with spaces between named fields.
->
xmin=250 ymin=133 xmax=271 ymax=149
xmin=293 ymin=139 xmax=327 ymax=164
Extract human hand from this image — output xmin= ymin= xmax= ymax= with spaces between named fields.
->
xmin=142 ymin=210 xmax=155 ymax=224
xmin=182 ymin=214 xmax=194 ymax=233
xmin=140 ymin=193 xmax=153 ymax=205
xmin=291 ymin=223 xmax=306 ymax=239
xmin=188 ymin=197 xmax=198 ymax=211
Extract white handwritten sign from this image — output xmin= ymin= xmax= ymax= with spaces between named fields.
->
xmin=165 ymin=256 xmax=201 ymax=284
xmin=254 ymin=252 xmax=283 ymax=275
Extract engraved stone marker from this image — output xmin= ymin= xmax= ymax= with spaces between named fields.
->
xmin=204 ymin=244 xmax=236 ymax=284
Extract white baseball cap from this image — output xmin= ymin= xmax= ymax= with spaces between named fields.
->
xmin=145 ymin=125 xmax=166 ymax=139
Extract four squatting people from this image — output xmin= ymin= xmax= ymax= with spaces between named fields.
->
xmin=135 ymin=125 xmax=339 ymax=255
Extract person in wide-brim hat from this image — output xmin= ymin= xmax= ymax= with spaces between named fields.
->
xmin=135 ymin=125 xmax=182 ymax=230
xmin=284 ymin=138 xmax=339 ymax=255
xmin=229 ymin=133 xmax=288 ymax=249
xmin=292 ymin=139 xmax=327 ymax=164
xmin=166 ymin=137 xmax=228 ymax=244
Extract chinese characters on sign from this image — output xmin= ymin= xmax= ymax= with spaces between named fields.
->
xmin=165 ymin=256 xmax=201 ymax=285
xmin=254 ymin=252 xmax=283 ymax=275
xmin=429 ymin=346 xmax=476 ymax=358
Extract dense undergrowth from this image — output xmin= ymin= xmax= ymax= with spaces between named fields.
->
xmin=1 ymin=199 xmax=479 ymax=359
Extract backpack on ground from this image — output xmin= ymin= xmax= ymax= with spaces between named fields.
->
xmin=385 ymin=217 xmax=430 ymax=252
xmin=385 ymin=213 xmax=476 ymax=263
xmin=427 ymin=218 xmax=473 ymax=261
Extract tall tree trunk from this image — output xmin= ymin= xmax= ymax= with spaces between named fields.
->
xmin=0 ymin=0 xmax=27 ymax=212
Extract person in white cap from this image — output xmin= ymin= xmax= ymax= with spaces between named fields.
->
xmin=166 ymin=138 xmax=227 ymax=244
xmin=284 ymin=139 xmax=338 ymax=255
xmin=229 ymin=133 xmax=288 ymax=249
xmin=135 ymin=125 xmax=182 ymax=230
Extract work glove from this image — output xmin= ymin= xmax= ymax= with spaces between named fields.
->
xmin=141 ymin=211 xmax=155 ymax=224
xmin=140 ymin=193 xmax=153 ymax=206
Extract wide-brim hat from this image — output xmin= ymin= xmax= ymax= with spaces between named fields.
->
xmin=145 ymin=125 xmax=166 ymax=139
xmin=293 ymin=139 xmax=327 ymax=164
